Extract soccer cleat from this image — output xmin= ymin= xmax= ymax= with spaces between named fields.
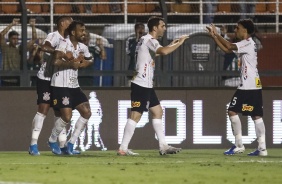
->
xmin=61 ymin=147 xmax=81 ymax=155
xmin=29 ymin=144 xmax=40 ymax=156
xmin=248 ymin=149 xmax=268 ymax=156
xmin=47 ymin=141 xmax=62 ymax=155
xmin=66 ymin=142 xmax=74 ymax=155
xmin=159 ymin=145 xmax=182 ymax=155
xmin=117 ymin=149 xmax=139 ymax=156
xmin=224 ymin=145 xmax=245 ymax=155
xmin=72 ymin=150 xmax=81 ymax=155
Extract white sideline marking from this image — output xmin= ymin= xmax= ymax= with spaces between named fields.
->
xmin=233 ymin=160 xmax=282 ymax=163
xmin=1 ymin=160 xmax=282 ymax=165
xmin=0 ymin=161 xmax=185 ymax=165
xmin=0 ymin=182 xmax=41 ymax=184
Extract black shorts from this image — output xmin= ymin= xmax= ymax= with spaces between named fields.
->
xmin=36 ymin=78 xmax=52 ymax=105
xmin=52 ymin=87 xmax=88 ymax=110
xmin=131 ymin=83 xmax=160 ymax=113
xmin=228 ymin=89 xmax=263 ymax=117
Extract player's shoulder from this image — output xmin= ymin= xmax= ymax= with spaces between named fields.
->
xmin=78 ymin=42 xmax=89 ymax=49
xmin=47 ymin=31 xmax=59 ymax=37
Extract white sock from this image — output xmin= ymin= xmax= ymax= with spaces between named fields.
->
xmin=58 ymin=128 xmax=67 ymax=148
xmin=254 ymin=118 xmax=266 ymax=150
xmin=152 ymin=119 xmax=167 ymax=149
xmin=69 ymin=116 xmax=88 ymax=144
xmin=229 ymin=115 xmax=243 ymax=148
xmin=119 ymin=119 xmax=137 ymax=151
xmin=30 ymin=112 xmax=46 ymax=145
xmin=49 ymin=118 xmax=67 ymax=143
xmin=55 ymin=115 xmax=67 ymax=148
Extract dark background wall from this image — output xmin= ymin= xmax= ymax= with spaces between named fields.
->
xmin=0 ymin=88 xmax=281 ymax=151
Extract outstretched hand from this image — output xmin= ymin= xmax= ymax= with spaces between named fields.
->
xmin=12 ymin=18 xmax=20 ymax=26
xmin=206 ymin=24 xmax=218 ymax=38
xmin=178 ymin=34 xmax=189 ymax=44
xmin=170 ymin=34 xmax=189 ymax=46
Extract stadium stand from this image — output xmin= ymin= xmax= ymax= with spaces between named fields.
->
xmin=218 ymin=0 xmax=231 ymax=13
xmin=26 ymin=0 xmax=50 ymax=14
xmin=1 ymin=0 xmax=19 ymax=14
xmin=54 ymin=0 xmax=72 ymax=14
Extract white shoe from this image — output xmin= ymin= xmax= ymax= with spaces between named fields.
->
xmin=248 ymin=149 xmax=268 ymax=156
xmin=159 ymin=145 xmax=182 ymax=155
xmin=224 ymin=145 xmax=245 ymax=155
xmin=117 ymin=149 xmax=139 ymax=156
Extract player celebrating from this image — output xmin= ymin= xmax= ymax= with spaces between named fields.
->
xmin=117 ymin=16 xmax=189 ymax=156
xmin=47 ymin=20 xmax=93 ymax=155
xmin=206 ymin=19 xmax=267 ymax=156
xmin=29 ymin=16 xmax=73 ymax=156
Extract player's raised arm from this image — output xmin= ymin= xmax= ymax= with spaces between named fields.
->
xmin=156 ymin=34 xmax=189 ymax=55
xmin=206 ymin=24 xmax=236 ymax=53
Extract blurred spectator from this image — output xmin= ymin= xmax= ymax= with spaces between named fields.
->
xmin=79 ymin=31 xmax=107 ymax=86
xmin=84 ymin=0 xmax=93 ymax=13
xmin=251 ymin=27 xmax=263 ymax=51
xmin=28 ymin=41 xmax=42 ymax=86
xmin=27 ymin=18 xmax=42 ymax=71
xmin=0 ymin=18 xmax=36 ymax=86
xmin=125 ymin=23 xmax=145 ymax=86
xmin=109 ymin=0 xmax=122 ymax=13
xmin=239 ymin=0 xmax=256 ymax=19
xmin=203 ymin=0 xmax=218 ymax=24
xmin=220 ymin=25 xmax=239 ymax=84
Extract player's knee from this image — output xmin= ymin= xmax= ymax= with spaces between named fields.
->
xmin=62 ymin=114 xmax=72 ymax=123
xmin=228 ymin=111 xmax=237 ymax=117
xmin=81 ymin=109 xmax=91 ymax=119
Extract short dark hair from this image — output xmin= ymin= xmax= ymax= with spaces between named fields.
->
xmin=8 ymin=30 xmax=19 ymax=39
xmin=238 ymin=19 xmax=254 ymax=35
xmin=67 ymin=20 xmax=85 ymax=36
xmin=55 ymin=16 xmax=72 ymax=27
xmin=134 ymin=22 xmax=145 ymax=30
xmin=147 ymin=16 xmax=164 ymax=32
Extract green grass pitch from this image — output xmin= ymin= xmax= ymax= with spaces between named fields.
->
xmin=0 ymin=149 xmax=282 ymax=184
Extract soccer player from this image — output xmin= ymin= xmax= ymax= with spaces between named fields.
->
xmin=206 ymin=19 xmax=267 ymax=156
xmin=117 ymin=16 xmax=189 ymax=156
xmin=47 ymin=20 xmax=93 ymax=155
xmin=29 ymin=16 xmax=73 ymax=155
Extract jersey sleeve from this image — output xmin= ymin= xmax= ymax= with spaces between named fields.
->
xmin=82 ymin=44 xmax=93 ymax=62
xmin=55 ymin=39 xmax=68 ymax=53
xmin=234 ymin=40 xmax=250 ymax=54
xmin=146 ymin=38 xmax=161 ymax=53
xmin=43 ymin=32 xmax=59 ymax=47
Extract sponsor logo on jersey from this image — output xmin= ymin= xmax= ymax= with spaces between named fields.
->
xmin=132 ymin=101 xmax=141 ymax=108
xmin=142 ymin=63 xmax=147 ymax=78
xmin=62 ymin=96 xmax=70 ymax=106
xmin=69 ymin=77 xmax=77 ymax=84
xmin=243 ymin=65 xmax=248 ymax=80
xmin=53 ymin=99 xmax=57 ymax=106
xmin=242 ymin=104 xmax=254 ymax=112
xmin=43 ymin=92 xmax=50 ymax=101
xmin=255 ymin=77 xmax=262 ymax=88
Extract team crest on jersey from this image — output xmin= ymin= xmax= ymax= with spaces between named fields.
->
xmin=42 ymin=92 xmax=50 ymax=101
xmin=69 ymin=77 xmax=77 ymax=84
xmin=62 ymin=96 xmax=70 ymax=106
xmin=53 ymin=99 xmax=57 ymax=106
